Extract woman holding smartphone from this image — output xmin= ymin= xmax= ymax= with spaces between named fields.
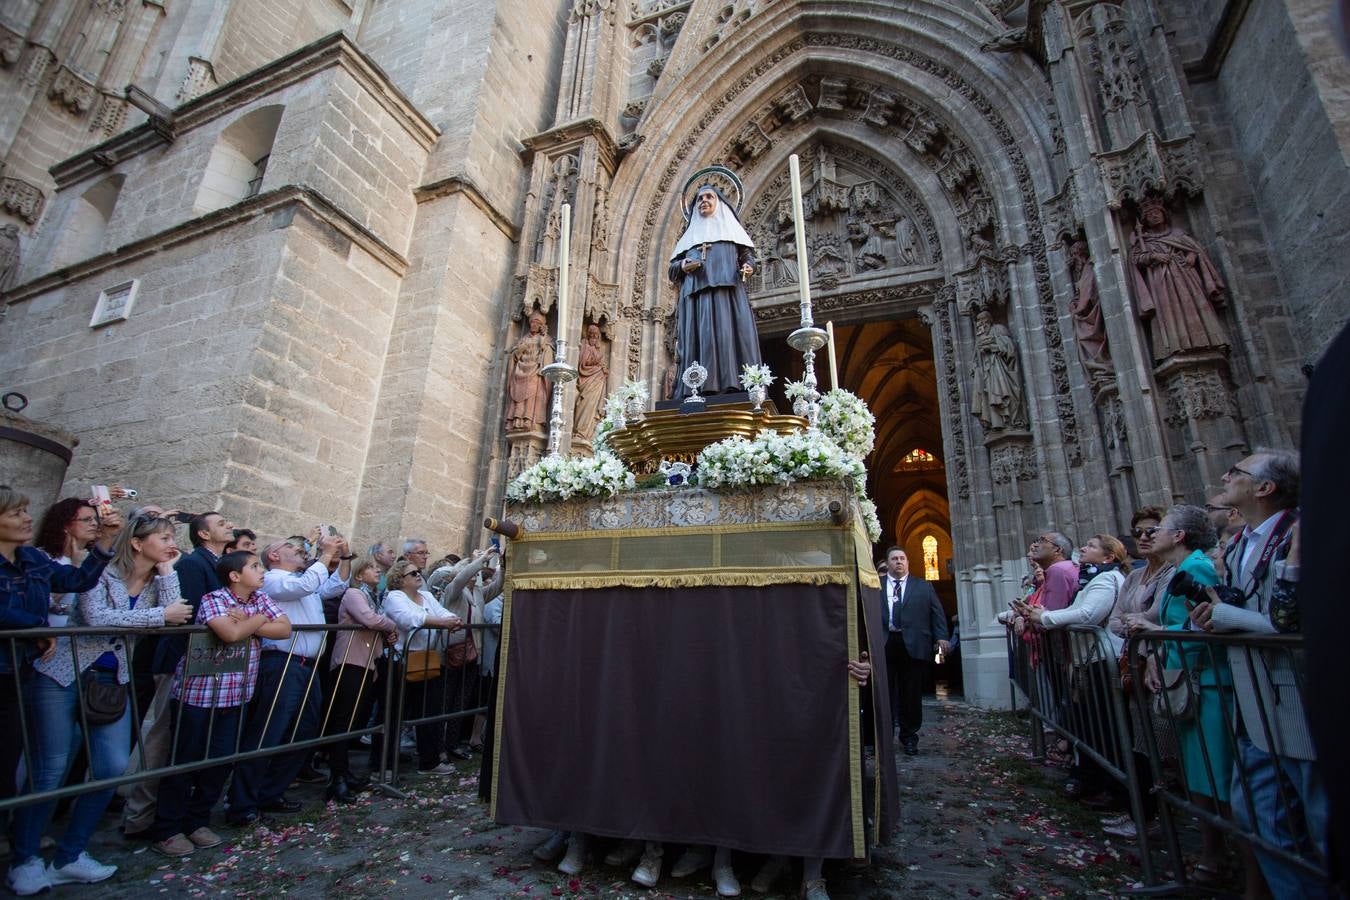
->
xmin=9 ymin=515 xmax=191 ymax=894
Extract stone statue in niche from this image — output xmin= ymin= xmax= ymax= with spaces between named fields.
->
xmin=1128 ymin=197 xmax=1228 ymax=362
xmin=0 ymin=224 xmax=20 ymax=295
xmin=971 ymin=310 xmax=1028 ymax=432
xmin=572 ymin=323 xmax=609 ymax=442
xmin=1068 ymin=239 xmax=1111 ymax=374
xmin=505 ymin=310 xmax=553 ymax=433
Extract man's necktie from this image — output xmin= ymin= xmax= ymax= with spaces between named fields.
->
xmin=891 ymin=579 xmax=903 ymax=631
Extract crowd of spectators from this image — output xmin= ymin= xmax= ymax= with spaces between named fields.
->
xmin=0 ymin=485 xmax=500 ymax=894
xmin=0 ymin=442 xmax=1328 ymax=897
xmin=999 ymin=447 xmax=1329 ymax=897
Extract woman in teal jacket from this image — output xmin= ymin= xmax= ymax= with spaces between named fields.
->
xmin=1147 ymin=504 xmax=1231 ymax=884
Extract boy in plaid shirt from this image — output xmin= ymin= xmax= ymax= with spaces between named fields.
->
xmin=149 ymin=551 xmax=290 ymax=857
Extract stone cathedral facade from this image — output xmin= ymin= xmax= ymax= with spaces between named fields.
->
xmin=1 ymin=0 xmax=1346 ymax=706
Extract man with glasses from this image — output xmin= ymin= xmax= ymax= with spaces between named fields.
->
xmin=1030 ymin=532 xmax=1078 ymax=612
xmin=1193 ymin=450 xmax=1329 ymax=897
xmin=227 ymin=533 xmax=351 ymax=826
xmin=400 ymin=538 xmax=430 ymax=574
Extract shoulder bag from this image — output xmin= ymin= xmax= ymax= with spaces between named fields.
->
xmin=445 ymin=605 xmax=478 ymax=669
xmin=81 ymin=670 xmax=128 ymax=726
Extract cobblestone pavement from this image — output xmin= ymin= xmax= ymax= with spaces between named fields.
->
xmin=54 ymin=699 xmax=1168 ymax=898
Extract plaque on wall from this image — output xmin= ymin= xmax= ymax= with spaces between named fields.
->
xmin=89 ymin=279 xmax=138 ymax=328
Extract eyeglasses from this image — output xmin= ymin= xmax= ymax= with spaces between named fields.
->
xmin=1226 ymin=464 xmax=1258 ymax=480
xmin=1138 ymin=526 xmax=1162 ymax=538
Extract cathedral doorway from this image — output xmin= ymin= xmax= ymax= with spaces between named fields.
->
xmin=761 ymin=316 xmax=955 ymax=624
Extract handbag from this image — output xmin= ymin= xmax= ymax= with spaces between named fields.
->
xmin=1151 ymin=666 xmax=1200 ymax=721
xmin=404 ymin=648 xmax=442 ymax=682
xmin=80 ymin=670 xmax=128 ymax=726
xmin=445 ymin=607 xmax=478 ymax=669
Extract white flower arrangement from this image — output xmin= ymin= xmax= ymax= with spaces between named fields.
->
xmin=616 ymin=379 xmax=649 ymax=407
xmin=817 ymin=389 xmax=876 ymax=460
xmin=592 ymin=415 xmax=618 ymax=455
xmin=739 ymin=364 xmax=775 ymax=390
xmin=784 ymin=379 xmax=811 ymax=401
xmin=505 ymin=451 xmax=637 ymax=504
xmin=695 ymin=428 xmax=880 ymax=540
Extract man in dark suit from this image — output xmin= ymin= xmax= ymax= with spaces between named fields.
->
xmin=880 ymin=546 xmax=948 ymax=756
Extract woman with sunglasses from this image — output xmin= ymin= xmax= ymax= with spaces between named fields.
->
xmin=1103 ymin=507 xmax=1179 ymax=840
xmin=10 ymin=516 xmax=192 ymax=894
xmin=382 ymin=559 xmax=462 ymax=776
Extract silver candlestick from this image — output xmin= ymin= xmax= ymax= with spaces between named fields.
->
xmin=541 ymin=339 xmax=578 ymax=457
xmin=787 ymin=325 xmax=827 ymax=429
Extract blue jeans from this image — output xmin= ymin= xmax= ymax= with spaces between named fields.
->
xmin=150 ymin=701 xmax=241 ymax=840
xmin=227 ymin=653 xmax=320 ymax=817
xmin=12 ymin=671 xmax=131 ymax=866
xmin=1231 ymin=736 xmax=1332 ymax=898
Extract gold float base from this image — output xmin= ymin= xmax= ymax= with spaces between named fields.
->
xmin=606 ymin=401 xmax=807 ymax=475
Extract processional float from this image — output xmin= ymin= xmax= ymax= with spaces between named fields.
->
xmin=487 ymin=156 xmax=898 ymax=859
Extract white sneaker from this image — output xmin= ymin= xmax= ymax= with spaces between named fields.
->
xmin=48 ymin=852 xmax=117 ymax=885
xmin=417 ymin=762 xmax=456 ymax=775
xmin=631 ymin=843 xmax=663 ymax=887
xmin=713 ymin=863 xmax=741 ymax=897
xmin=671 ymin=845 xmax=712 ymax=878
xmin=557 ymin=833 xmax=588 ymax=876
xmin=7 ymin=857 xmax=52 ymax=896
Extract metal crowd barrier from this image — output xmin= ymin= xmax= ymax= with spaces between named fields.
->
xmin=1126 ymin=628 xmax=1332 ymax=895
xmin=1007 ymin=620 xmax=1333 ymax=894
xmin=0 ymin=620 xmax=500 ymax=814
xmin=1006 ymin=623 xmax=1168 ymax=887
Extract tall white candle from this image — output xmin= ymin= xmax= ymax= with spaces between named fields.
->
xmin=557 ymin=203 xmax=571 ymax=346
xmin=826 ymin=320 xmax=839 ymax=390
xmin=787 ymin=154 xmax=812 ymax=327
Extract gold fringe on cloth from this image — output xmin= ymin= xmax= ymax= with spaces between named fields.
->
xmin=509 ymin=569 xmax=856 ymax=591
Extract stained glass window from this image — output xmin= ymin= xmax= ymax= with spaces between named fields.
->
xmin=922 ymin=534 xmax=939 ymax=581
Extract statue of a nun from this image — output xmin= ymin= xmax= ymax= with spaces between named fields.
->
xmin=668 ymin=167 xmax=764 ymax=400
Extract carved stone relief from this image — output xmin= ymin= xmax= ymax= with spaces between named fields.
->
xmin=90 ymin=94 xmax=126 ymax=138
xmin=49 ymin=66 xmax=98 ymax=115
xmin=989 ymin=439 xmax=1038 ymax=485
xmin=177 ymin=57 xmax=217 ymax=104
xmin=933 ymin=291 xmax=971 ymax=500
xmin=624 ymin=0 xmax=689 ymax=131
xmin=533 ymin=154 xmax=579 ymax=264
xmin=0 ymin=224 xmax=20 ymax=294
xmin=0 ymin=177 xmax=44 ymax=224
xmin=0 ymin=25 xmax=23 ymax=67
xmin=719 ymin=73 xmax=998 ymax=251
xmin=752 ymin=280 xmax=942 ymax=328
xmin=1159 ymin=365 xmax=1236 ymax=428
xmin=1096 ymin=131 xmax=1204 ymax=210
xmin=742 ymin=145 xmax=935 ymax=295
